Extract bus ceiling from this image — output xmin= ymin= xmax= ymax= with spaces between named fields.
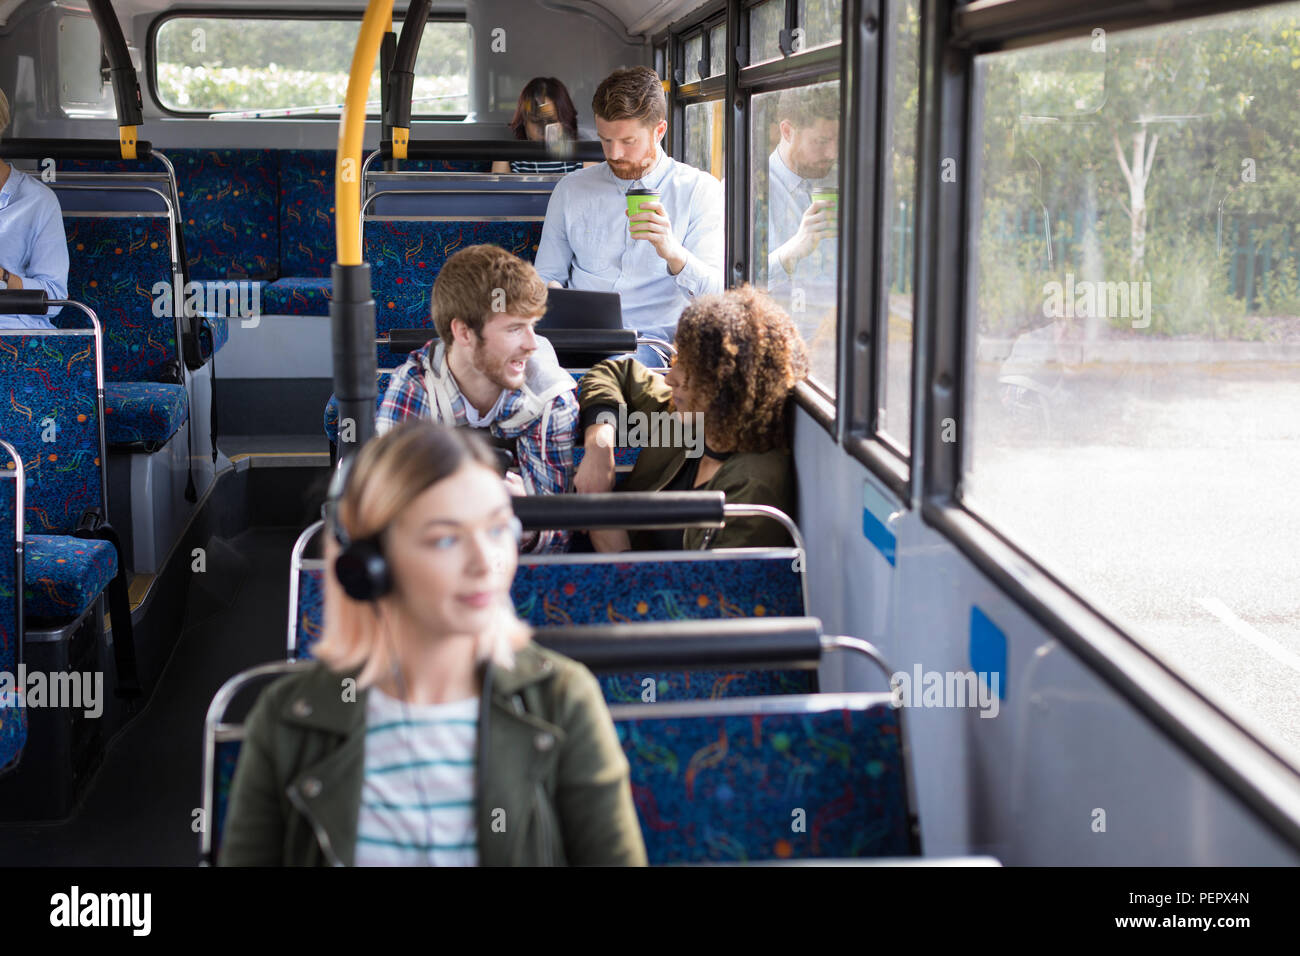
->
xmin=0 ymin=0 xmax=710 ymax=40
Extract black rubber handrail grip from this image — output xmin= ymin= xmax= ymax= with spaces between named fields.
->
xmin=384 ymin=0 xmax=432 ymax=135
xmin=385 ymin=328 xmax=436 ymax=354
xmin=89 ymin=0 xmax=144 ymax=130
xmin=537 ymin=328 xmax=638 ymax=353
xmin=379 ymin=139 xmax=606 ymax=162
xmin=512 ymin=491 xmax=725 ymax=530
xmin=531 ymin=617 xmax=825 ymax=671
xmin=386 ymin=327 xmax=637 ymax=356
xmin=0 ymin=138 xmax=154 ymax=161
xmin=0 ymin=290 xmax=50 ymax=314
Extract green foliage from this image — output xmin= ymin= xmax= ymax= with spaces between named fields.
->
xmin=156 ymin=64 xmax=466 ymax=114
xmin=154 ymin=17 xmax=469 ymax=114
xmin=1257 ymin=249 xmax=1300 ymax=318
xmin=973 ymin=6 xmax=1300 ymax=338
xmin=1142 ymin=231 xmax=1248 ymax=337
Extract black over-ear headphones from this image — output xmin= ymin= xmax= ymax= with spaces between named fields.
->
xmin=323 ymin=446 xmax=526 ymax=604
xmin=325 ymin=454 xmax=393 ymax=602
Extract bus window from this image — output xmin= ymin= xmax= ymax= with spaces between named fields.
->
xmin=708 ymin=23 xmax=727 ymax=77
xmin=965 ymin=5 xmax=1300 ymax=766
xmin=877 ymin=0 xmax=920 ymax=453
xmin=800 ymin=0 xmax=842 ymax=51
xmin=748 ymin=0 xmax=786 ymax=66
xmin=751 ymin=79 xmax=842 ymax=392
xmin=152 ymin=17 xmax=470 ymax=117
xmin=685 ymin=34 xmax=705 ymax=83
xmin=684 ymin=100 xmax=724 ymax=181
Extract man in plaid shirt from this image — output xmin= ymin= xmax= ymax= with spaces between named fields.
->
xmin=376 ymin=245 xmax=578 ymax=553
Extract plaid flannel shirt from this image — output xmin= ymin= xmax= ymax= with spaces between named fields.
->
xmin=376 ymin=342 xmax=578 ymax=553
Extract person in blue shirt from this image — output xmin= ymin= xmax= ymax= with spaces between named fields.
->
xmin=0 ymin=89 xmax=69 ymax=331
xmin=533 ymin=66 xmax=723 ymax=365
xmin=764 ymin=84 xmax=840 ymax=354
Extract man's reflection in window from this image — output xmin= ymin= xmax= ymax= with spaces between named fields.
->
xmin=765 ymin=84 xmax=840 ymax=357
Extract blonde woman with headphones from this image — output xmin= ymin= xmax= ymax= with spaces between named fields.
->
xmin=220 ymin=421 xmax=646 ymax=866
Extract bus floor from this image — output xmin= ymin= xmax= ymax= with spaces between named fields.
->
xmin=0 ymin=526 xmax=299 ymax=865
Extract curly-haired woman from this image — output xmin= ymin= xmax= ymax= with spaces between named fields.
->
xmin=573 ymin=285 xmax=809 ymax=550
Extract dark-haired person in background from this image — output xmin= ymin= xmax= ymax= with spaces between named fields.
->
xmin=573 ymin=285 xmax=808 ymax=551
xmin=534 ymin=66 xmax=723 ymax=365
xmin=491 ymin=77 xmax=595 ymax=175
xmin=220 ymin=422 xmax=646 ymax=867
xmin=0 ymin=88 xmax=68 ymax=330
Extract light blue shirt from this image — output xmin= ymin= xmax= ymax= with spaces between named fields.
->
xmin=766 ymin=148 xmax=837 ymax=336
xmin=534 ymin=146 xmax=724 ymax=335
xmin=0 ymin=165 xmax=68 ymax=330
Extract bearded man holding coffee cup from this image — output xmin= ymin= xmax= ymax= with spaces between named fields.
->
xmin=765 ymin=84 xmax=841 ymax=348
xmin=534 ymin=67 xmax=724 ymax=366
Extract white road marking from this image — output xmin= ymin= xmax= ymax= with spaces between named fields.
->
xmin=1196 ymin=597 xmax=1300 ymax=678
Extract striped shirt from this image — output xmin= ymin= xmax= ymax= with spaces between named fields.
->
xmin=354 ymin=688 xmax=479 ymax=867
xmin=510 ymin=159 xmax=583 ymax=174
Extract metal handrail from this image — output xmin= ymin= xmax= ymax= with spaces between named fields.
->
xmin=200 ymin=659 xmax=311 ymax=864
xmin=286 ymin=521 xmax=325 ymax=660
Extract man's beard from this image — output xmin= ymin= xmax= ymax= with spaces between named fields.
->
xmin=796 ymin=157 xmax=835 ymax=180
xmin=609 ymin=155 xmax=655 ymax=180
xmin=471 ymin=340 xmax=527 ymax=391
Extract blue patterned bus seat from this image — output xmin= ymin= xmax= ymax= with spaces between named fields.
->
xmin=366 ymin=220 xmax=543 ymax=340
xmin=0 ymin=332 xmax=115 ymax=623
xmin=615 ymin=699 xmax=912 ymax=863
xmin=102 ymin=382 xmax=189 ymax=446
xmin=512 ymin=553 xmax=811 ymax=700
xmin=57 ymin=216 xmax=182 ymax=385
xmin=292 ymin=565 xmax=325 ymax=661
xmin=323 ymin=372 xmax=394 ymax=443
xmin=23 ymin=536 xmax=117 ymax=620
xmin=0 ymin=448 xmax=24 ymax=771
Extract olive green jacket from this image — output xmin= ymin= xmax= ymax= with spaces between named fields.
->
xmin=219 ymin=644 xmax=647 ymax=867
xmin=578 ymin=358 xmax=797 ymax=550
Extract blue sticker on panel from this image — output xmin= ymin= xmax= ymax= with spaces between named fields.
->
xmin=862 ymin=481 xmax=898 ymax=566
xmin=969 ymin=606 xmax=1007 ymax=700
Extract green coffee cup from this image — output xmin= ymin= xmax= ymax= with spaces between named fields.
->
xmin=811 ymin=187 xmax=838 ymax=235
xmin=626 ymin=188 xmax=660 ymax=237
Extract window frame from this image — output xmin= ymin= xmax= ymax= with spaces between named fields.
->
xmin=674 ymin=12 xmax=728 ymax=180
xmin=918 ymin=0 xmax=1300 ymax=849
xmin=838 ymin=0 xmax=916 ymax=498
xmin=145 ymin=9 xmax=472 ymax=120
xmin=733 ymin=0 xmax=847 ymax=427
xmin=660 ymin=3 xmax=727 ymax=162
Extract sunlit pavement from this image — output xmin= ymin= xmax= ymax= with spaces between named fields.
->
xmin=966 ymin=360 xmax=1300 ymax=763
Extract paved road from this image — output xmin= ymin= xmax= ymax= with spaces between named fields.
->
xmin=965 ymin=359 xmax=1300 ymax=763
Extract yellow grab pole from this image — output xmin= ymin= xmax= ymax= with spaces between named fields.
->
xmin=336 ymin=0 xmax=395 ymax=265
